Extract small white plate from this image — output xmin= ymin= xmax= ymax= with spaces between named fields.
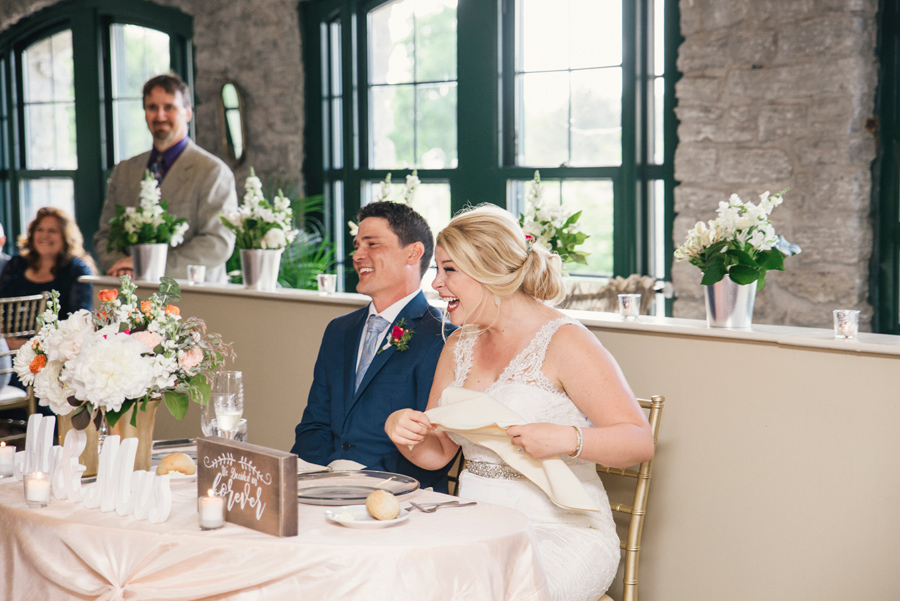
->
xmin=324 ymin=505 xmax=410 ymax=528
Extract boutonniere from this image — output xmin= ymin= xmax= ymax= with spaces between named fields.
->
xmin=378 ymin=318 xmax=414 ymax=353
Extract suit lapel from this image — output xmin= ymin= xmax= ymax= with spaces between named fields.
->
xmin=159 ymin=140 xmax=195 ymax=202
xmin=342 ymin=310 xmax=369 ymax=417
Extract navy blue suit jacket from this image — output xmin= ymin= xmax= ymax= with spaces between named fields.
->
xmin=291 ymin=292 xmax=454 ymax=491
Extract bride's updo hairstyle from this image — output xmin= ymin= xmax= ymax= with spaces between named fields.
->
xmin=437 ymin=204 xmax=567 ymax=306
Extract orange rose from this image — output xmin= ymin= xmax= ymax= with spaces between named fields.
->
xmin=29 ymin=355 xmax=47 ymax=374
xmin=98 ymin=289 xmax=118 ymax=302
xmin=141 ymin=301 xmax=153 ymax=314
xmin=165 ymin=305 xmax=180 ymax=316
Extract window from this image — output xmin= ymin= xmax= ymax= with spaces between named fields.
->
xmin=0 ymin=0 xmax=191 ymax=252
xmin=302 ymin=0 xmax=678 ymax=294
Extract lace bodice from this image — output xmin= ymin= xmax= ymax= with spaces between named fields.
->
xmin=443 ymin=317 xmax=594 ymax=465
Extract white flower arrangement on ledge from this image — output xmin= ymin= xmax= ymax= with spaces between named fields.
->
xmin=518 ymin=170 xmax=589 ymax=265
xmin=674 ymin=189 xmax=799 ymax=289
xmin=221 ymin=168 xmax=298 ymax=250
xmin=105 ymin=171 xmax=189 ymax=252
xmin=347 ymin=170 xmax=421 ymax=236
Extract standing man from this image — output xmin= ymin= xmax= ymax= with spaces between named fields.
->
xmin=292 ymin=202 xmax=454 ymax=491
xmin=94 ymin=73 xmax=237 ymax=281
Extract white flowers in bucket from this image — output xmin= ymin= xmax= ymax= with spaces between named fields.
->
xmin=105 ymin=171 xmax=190 ymax=252
xmin=220 ymin=168 xmax=298 ymax=250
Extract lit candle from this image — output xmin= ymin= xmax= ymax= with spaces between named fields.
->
xmin=199 ymin=489 xmax=225 ymax=530
xmin=24 ymin=472 xmax=50 ymax=507
xmin=0 ymin=442 xmax=14 ymax=476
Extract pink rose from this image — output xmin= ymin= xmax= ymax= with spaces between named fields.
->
xmin=179 ymin=347 xmax=204 ymax=373
xmin=130 ymin=331 xmax=162 ymax=351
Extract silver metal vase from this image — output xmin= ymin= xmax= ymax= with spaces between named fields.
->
xmin=130 ymin=243 xmax=168 ymax=283
xmin=240 ymin=248 xmax=283 ymax=291
xmin=704 ymin=274 xmax=756 ymax=328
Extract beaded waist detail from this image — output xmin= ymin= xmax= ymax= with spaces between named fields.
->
xmin=464 ymin=460 xmax=525 ymax=480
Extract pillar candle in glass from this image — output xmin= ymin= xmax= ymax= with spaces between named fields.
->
xmin=0 ymin=441 xmax=14 ymax=476
xmin=199 ymin=489 xmax=225 ymax=529
xmin=618 ymin=294 xmax=641 ymax=319
xmin=833 ymin=309 xmax=860 ymax=340
xmin=24 ymin=472 xmax=50 ymax=508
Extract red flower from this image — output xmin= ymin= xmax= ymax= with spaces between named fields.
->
xmin=29 ymin=355 xmax=47 ymax=374
xmin=392 ymin=325 xmax=404 ymax=339
xmin=165 ymin=305 xmax=180 ymax=316
xmin=98 ymin=289 xmax=118 ymax=302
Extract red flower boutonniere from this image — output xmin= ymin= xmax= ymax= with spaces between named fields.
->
xmin=378 ymin=318 xmax=414 ymax=353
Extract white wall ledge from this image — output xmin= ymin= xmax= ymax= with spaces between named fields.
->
xmin=82 ymin=276 xmax=900 ymax=358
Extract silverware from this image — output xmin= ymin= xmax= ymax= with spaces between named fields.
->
xmin=152 ymin=438 xmax=196 ymax=449
xmin=408 ymin=501 xmax=477 ymax=513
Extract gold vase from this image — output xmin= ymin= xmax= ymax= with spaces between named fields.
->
xmin=57 ymin=413 xmax=101 ymax=478
xmin=112 ymin=399 xmax=160 ymax=472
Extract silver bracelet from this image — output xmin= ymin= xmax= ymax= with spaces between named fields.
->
xmin=569 ymin=425 xmax=584 ymax=458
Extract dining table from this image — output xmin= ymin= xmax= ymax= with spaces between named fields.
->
xmin=0 ymin=468 xmax=549 ymax=601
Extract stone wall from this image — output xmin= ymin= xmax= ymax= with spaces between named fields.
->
xmin=0 ymin=0 xmax=307 ymax=189
xmin=673 ymin=0 xmax=880 ymax=328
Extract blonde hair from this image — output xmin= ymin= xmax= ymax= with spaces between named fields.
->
xmin=436 ymin=204 xmax=566 ymax=306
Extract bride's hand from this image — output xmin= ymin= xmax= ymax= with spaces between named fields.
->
xmin=506 ymin=423 xmax=579 ymax=459
xmin=385 ymin=409 xmax=434 ymax=448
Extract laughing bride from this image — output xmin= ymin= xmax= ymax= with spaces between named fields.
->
xmin=385 ymin=204 xmax=654 ymax=601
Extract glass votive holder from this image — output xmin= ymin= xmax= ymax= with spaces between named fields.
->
xmin=0 ymin=441 xmax=14 ymax=477
xmin=210 ymin=417 xmax=248 ymax=442
xmin=187 ymin=264 xmax=206 ymax=285
xmin=833 ymin=309 xmax=860 ymax=340
xmin=199 ymin=489 xmax=226 ymax=530
xmin=618 ymin=294 xmax=641 ymax=319
xmin=24 ymin=472 xmax=50 ymax=508
xmin=317 ymin=273 xmax=337 ymax=295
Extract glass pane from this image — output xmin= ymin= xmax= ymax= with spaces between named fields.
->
xmin=561 ymin=179 xmax=614 ymax=275
xmin=417 ymin=83 xmax=457 ymax=169
xmin=114 ymin=99 xmax=152 ymax=164
xmin=25 ymin=102 xmax=76 ymax=170
xmin=570 ymin=68 xmax=621 ymax=166
xmin=19 ymin=178 xmax=75 ymax=231
xmin=654 ymin=76 xmax=665 ymax=165
xmin=570 ymin=0 xmax=621 ymax=69
xmin=370 ymin=0 xmax=415 ymax=85
xmin=330 ymin=21 xmax=342 ymax=95
xmin=415 ymin=0 xmax=457 ymax=82
xmin=519 ymin=72 xmax=568 ymax=167
xmin=225 ymin=109 xmax=244 ymax=159
xmin=110 ymin=24 xmax=170 ymax=99
xmin=371 ymin=84 xmax=415 ymax=169
xmin=654 ymin=0 xmax=666 ymax=77
xmin=651 ymin=179 xmax=665 ymax=280
xmin=519 ymin=0 xmax=569 ymax=72
xmin=23 ymin=31 xmax=74 ymax=103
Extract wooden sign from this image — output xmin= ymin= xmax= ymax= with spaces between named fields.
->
xmin=197 ymin=436 xmax=298 ymax=537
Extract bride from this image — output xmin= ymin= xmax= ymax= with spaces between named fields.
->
xmin=385 ymin=204 xmax=654 ymax=601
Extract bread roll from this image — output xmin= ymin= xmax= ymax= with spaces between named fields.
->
xmin=365 ymin=489 xmax=400 ymax=520
xmin=156 ymin=452 xmax=196 ymax=476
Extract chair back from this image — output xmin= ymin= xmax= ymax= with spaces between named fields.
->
xmin=0 ymin=293 xmax=49 ymax=416
xmin=596 ymin=395 xmax=665 ymax=601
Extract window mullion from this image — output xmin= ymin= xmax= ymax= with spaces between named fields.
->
xmin=616 ymin=0 xmax=638 ymax=277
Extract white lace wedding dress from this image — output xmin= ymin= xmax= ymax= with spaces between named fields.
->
xmin=440 ymin=317 xmax=620 ymax=601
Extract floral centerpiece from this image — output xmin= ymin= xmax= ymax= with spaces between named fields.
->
xmin=518 ymin=171 xmax=589 ymax=266
xmin=13 ymin=277 xmax=231 ymax=431
xmin=220 ymin=167 xmax=298 ymax=250
xmin=105 ymin=170 xmax=189 ymax=252
xmin=674 ymin=189 xmax=798 ymax=289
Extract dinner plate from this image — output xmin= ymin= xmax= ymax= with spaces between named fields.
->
xmin=297 ymin=470 xmax=419 ymax=505
xmin=324 ymin=505 xmax=410 ymax=528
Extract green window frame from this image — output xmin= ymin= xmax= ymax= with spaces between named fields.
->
xmin=302 ymin=0 xmax=680 ymax=294
xmin=0 ymin=0 xmax=192 ymax=255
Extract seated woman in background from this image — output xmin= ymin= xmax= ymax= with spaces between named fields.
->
xmin=386 ymin=205 xmax=654 ymax=601
xmin=0 ymin=207 xmax=95 ymax=351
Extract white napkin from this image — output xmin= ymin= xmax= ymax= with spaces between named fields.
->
xmin=426 ymin=387 xmax=601 ymax=512
xmin=328 ymin=459 xmax=367 ymax=471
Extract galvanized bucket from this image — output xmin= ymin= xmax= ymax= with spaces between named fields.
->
xmin=240 ymin=248 xmax=283 ymax=291
xmin=131 ymin=243 xmax=168 ymax=283
xmin=704 ymin=274 xmax=756 ymax=328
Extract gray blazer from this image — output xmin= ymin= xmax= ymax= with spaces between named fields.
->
xmin=94 ymin=139 xmax=238 ymax=282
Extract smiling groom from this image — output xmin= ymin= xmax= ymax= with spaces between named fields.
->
xmin=291 ymin=202 xmax=454 ymax=491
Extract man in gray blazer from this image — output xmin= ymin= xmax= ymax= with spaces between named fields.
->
xmin=94 ymin=74 xmax=237 ymax=282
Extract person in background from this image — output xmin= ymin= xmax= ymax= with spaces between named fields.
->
xmin=0 ymin=207 xmax=96 ymax=352
xmin=0 ymin=222 xmax=10 ymax=276
xmin=93 ymin=73 xmax=237 ymax=282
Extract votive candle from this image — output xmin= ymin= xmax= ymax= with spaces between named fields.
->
xmin=0 ymin=441 xmax=14 ymax=476
xmin=199 ymin=489 xmax=225 ymax=530
xmin=24 ymin=472 xmax=50 ymax=508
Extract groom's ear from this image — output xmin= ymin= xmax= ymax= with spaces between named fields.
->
xmin=405 ymin=241 xmax=425 ymax=266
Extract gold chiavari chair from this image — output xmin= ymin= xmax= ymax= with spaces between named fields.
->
xmin=598 ymin=395 xmax=665 ymax=601
xmin=0 ymin=293 xmax=49 ymax=417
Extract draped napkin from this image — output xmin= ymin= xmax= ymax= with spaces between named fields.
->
xmin=425 ymin=387 xmax=601 ymax=512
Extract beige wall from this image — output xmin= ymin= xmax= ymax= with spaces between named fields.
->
xmin=118 ymin=279 xmax=900 ymax=600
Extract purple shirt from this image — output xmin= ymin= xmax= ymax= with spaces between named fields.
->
xmin=147 ymin=136 xmax=189 ymax=181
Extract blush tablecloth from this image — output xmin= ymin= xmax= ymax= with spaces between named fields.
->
xmin=0 ymin=477 xmax=548 ymax=601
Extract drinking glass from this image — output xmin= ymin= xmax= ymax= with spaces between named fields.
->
xmin=212 ymin=392 xmax=242 ymax=440
xmin=187 ymin=264 xmax=206 ymax=285
xmin=206 ymin=371 xmax=243 ymax=437
xmin=833 ymin=309 xmax=860 ymax=340
xmin=317 ymin=273 xmax=337 ymax=295
xmin=618 ymin=294 xmax=641 ymax=319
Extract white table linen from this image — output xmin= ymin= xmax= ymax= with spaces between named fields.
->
xmin=0 ymin=477 xmax=548 ymax=601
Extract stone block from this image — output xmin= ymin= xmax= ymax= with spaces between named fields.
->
xmin=776 ymin=15 xmax=872 ymax=62
xmin=678 ymin=29 xmax=776 ymax=72
xmin=724 ymin=59 xmax=863 ymax=100
xmin=676 ymin=77 xmax=723 ymax=103
xmin=674 ymin=144 xmax=718 ymax=182
xmin=679 ymin=0 xmax=751 ymax=36
xmin=718 ymin=149 xmax=793 ymax=183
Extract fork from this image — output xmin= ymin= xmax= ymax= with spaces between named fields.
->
xmin=409 ymin=501 xmax=477 ymax=513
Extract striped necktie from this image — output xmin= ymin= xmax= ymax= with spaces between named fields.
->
xmin=355 ymin=315 xmax=389 ymax=392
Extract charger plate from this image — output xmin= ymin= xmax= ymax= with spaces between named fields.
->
xmin=297 ymin=470 xmax=419 ymax=506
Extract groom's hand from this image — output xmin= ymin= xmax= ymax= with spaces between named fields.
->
xmin=386 ymin=409 xmax=434 ymax=448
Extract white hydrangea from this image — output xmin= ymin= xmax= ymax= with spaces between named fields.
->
xmin=43 ymin=309 xmax=93 ymax=363
xmin=34 ymin=360 xmax=75 ymax=416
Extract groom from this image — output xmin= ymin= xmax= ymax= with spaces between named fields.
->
xmin=291 ymin=202 xmax=454 ymax=491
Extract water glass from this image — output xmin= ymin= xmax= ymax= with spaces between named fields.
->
xmin=317 ymin=273 xmax=337 ymax=295
xmin=833 ymin=309 xmax=860 ymax=340
xmin=212 ymin=392 xmax=242 ymax=440
xmin=618 ymin=294 xmax=641 ymax=319
xmin=210 ymin=417 xmax=248 ymax=442
xmin=187 ymin=264 xmax=206 ymax=285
